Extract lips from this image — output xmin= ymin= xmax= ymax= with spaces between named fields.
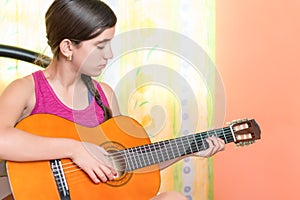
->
xmin=98 ymin=63 xmax=107 ymax=68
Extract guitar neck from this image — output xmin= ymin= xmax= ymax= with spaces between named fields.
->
xmin=119 ymin=126 xmax=233 ymax=171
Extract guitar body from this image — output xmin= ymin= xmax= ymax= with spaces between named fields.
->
xmin=6 ymin=114 xmax=161 ymax=200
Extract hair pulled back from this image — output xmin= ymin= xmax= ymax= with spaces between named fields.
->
xmin=46 ymin=0 xmax=117 ymax=57
xmin=45 ymin=0 xmax=117 ymax=121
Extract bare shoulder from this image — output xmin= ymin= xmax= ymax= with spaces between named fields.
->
xmin=0 ymin=75 xmax=35 ymax=126
xmin=98 ymin=81 xmax=120 ymax=116
xmin=98 ymin=81 xmax=115 ymax=100
xmin=98 ymin=81 xmax=113 ymax=93
xmin=1 ymin=75 xmax=34 ymax=99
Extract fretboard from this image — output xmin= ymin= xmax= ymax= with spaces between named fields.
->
xmin=119 ymin=127 xmax=234 ymax=171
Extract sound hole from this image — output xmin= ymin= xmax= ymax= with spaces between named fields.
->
xmin=101 ymin=141 xmax=133 ymax=187
xmin=107 ymin=150 xmax=126 ymax=178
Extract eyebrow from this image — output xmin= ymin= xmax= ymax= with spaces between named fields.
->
xmin=96 ymin=39 xmax=111 ymax=44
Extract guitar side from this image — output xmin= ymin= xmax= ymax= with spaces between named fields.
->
xmin=6 ymin=114 xmax=161 ymax=200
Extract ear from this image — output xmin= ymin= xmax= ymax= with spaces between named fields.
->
xmin=59 ymin=39 xmax=73 ymax=58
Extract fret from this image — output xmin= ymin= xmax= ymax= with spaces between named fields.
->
xmin=213 ymin=129 xmax=217 ymax=137
xmin=197 ymin=132 xmax=207 ymax=151
xmin=219 ymin=128 xmax=227 ymax=141
xmin=180 ymin=136 xmax=187 ymax=155
xmin=156 ymin=142 xmax=165 ymax=163
xmin=140 ymin=145 xmax=150 ymax=167
xmin=218 ymin=129 xmax=226 ymax=138
xmin=133 ymin=147 xmax=143 ymax=169
xmin=194 ymin=134 xmax=201 ymax=151
xmin=178 ymin=136 xmax=187 ymax=156
xmin=137 ymin=146 xmax=146 ymax=167
xmin=145 ymin=144 xmax=156 ymax=166
xmin=128 ymin=148 xmax=138 ymax=170
xmin=131 ymin=148 xmax=139 ymax=169
xmin=154 ymin=142 xmax=164 ymax=163
xmin=187 ymin=136 xmax=194 ymax=154
xmin=192 ymin=134 xmax=200 ymax=152
xmin=123 ymin=151 xmax=132 ymax=171
xmin=207 ymin=130 xmax=213 ymax=137
xmin=162 ymin=141 xmax=171 ymax=161
xmin=136 ymin=147 xmax=145 ymax=169
xmin=124 ymin=149 xmax=133 ymax=171
xmin=165 ymin=140 xmax=175 ymax=160
xmin=221 ymin=127 xmax=234 ymax=143
xmin=150 ymin=143 xmax=160 ymax=164
xmin=189 ymin=134 xmax=199 ymax=153
xmin=170 ymin=139 xmax=180 ymax=158
xmin=222 ymin=128 xmax=228 ymax=143
xmin=201 ymin=132 xmax=209 ymax=150
xmin=186 ymin=136 xmax=193 ymax=155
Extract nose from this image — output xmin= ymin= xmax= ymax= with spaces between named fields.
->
xmin=104 ymin=43 xmax=113 ymax=60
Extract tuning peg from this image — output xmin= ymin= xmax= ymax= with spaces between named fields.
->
xmin=239 ymin=118 xmax=248 ymax=122
xmin=235 ymin=140 xmax=256 ymax=148
xmin=227 ymin=118 xmax=250 ymax=126
xmin=235 ymin=143 xmax=243 ymax=148
xmin=247 ymin=141 xmax=255 ymax=145
xmin=226 ymin=119 xmax=238 ymax=126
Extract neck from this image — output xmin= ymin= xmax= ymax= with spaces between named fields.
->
xmin=44 ymin=59 xmax=83 ymax=89
xmin=43 ymin=59 xmax=89 ymax=110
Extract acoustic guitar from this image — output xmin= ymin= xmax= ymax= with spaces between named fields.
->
xmin=6 ymin=114 xmax=261 ymax=200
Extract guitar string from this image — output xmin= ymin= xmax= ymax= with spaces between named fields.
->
xmin=61 ymin=129 xmax=235 ymax=170
xmin=64 ymin=129 xmax=235 ymax=167
xmin=59 ymin=129 xmax=236 ymax=174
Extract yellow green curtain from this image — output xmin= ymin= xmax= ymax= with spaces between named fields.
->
xmin=0 ymin=0 xmax=216 ymax=199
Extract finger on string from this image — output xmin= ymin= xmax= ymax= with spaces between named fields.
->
xmin=205 ymin=137 xmax=214 ymax=148
xmin=217 ymin=138 xmax=226 ymax=147
xmin=86 ymin=169 xmax=101 ymax=184
xmin=99 ymin=165 xmax=115 ymax=181
xmin=213 ymin=138 xmax=225 ymax=151
xmin=94 ymin=167 xmax=109 ymax=182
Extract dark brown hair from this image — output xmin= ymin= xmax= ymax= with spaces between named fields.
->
xmin=45 ymin=0 xmax=117 ymax=121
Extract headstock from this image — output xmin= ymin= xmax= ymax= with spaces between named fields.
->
xmin=227 ymin=119 xmax=261 ymax=146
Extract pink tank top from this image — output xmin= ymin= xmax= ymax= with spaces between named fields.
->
xmin=31 ymin=70 xmax=110 ymax=127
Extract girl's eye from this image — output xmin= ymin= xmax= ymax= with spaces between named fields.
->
xmin=97 ymin=46 xmax=105 ymax=49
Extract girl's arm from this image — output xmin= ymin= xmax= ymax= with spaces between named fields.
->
xmin=0 ymin=76 xmax=115 ymax=183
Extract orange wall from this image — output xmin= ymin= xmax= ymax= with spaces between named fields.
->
xmin=215 ymin=0 xmax=300 ymax=200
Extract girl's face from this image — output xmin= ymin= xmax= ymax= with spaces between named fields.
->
xmin=72 ymin=26 xmax=115 ymax=77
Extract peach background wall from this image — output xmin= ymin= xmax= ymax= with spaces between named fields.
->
xmin=215 ymin=0 xmax=300 ymax=200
